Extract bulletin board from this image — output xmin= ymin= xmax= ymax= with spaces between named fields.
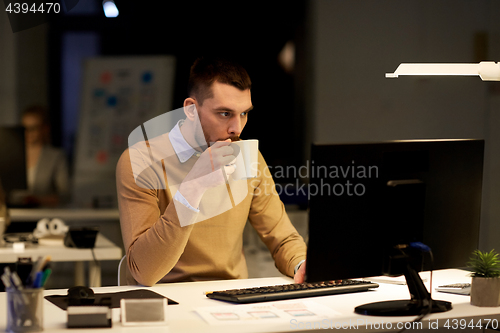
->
xmin=72 ymin=56 xmax=176 ymax=207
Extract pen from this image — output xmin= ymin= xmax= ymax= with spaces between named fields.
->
xmin=1 ymin=273 xmax=12 ymax=289
xmin=39 ymin=256 xmax=51 ymax=271
xmin=41 ymin=268 xmax=52 ymax=287
xmin=3 ymin=266 xmax=13 ymax=285
xmin=40 ymin=256 xmax=51 ymax=271
xmin=10 ymin=271 xmax=24 ymax=290
xmin=27 ymin=256 xmax=42 ymax=286
xmin=3 ymin=267 xmax=24 ymax=293
xmin=33 ymin=272 xmax=43 ymax=289
xmin=9 ymin=271 xmax=29 ymax=304
xmin=28 ymin=255 xmax=51 ymax=286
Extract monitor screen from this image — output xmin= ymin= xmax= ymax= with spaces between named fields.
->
xmin=306 ymin=139 xmax=484 ymax=283
xmin=0 ymin=127 xmax=27 ymax=205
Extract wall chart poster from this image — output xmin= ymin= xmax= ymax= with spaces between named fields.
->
xmin=73 ymin=56 xmax=176 ymax=207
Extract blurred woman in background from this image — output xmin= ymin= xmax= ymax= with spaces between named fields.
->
xmin=21 ymin=106 xmax=69 ymax=207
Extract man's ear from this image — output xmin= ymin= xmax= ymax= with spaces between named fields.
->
xmin=183 ymin=98 xmax=197 ymax=121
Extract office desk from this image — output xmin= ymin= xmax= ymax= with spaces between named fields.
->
xmin=9 ymin=208 xmax=120 ymax=222
xmin=0 ymin=269 xmax=499 ymax=332
xmin=0 ymin=234 xmax=122 ymax=287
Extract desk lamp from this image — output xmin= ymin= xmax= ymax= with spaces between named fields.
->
xmin=386 ymin=62 xmax=500 ymax=81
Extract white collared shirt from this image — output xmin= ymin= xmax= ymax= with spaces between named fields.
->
xmin=168 ymin=120 xmax=202 ymax=163
xmin=169 ymin=120 xmax=201 ymax=212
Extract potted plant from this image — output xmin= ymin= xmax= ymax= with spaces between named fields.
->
xmin=469 ymin=249 xmax=500 ymax=307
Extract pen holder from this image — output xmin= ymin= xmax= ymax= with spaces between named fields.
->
xmin=6 ymin=288 xmax=44 ymax=333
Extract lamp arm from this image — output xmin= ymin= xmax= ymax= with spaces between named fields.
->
xmin=386 ymin=62 xmax=500 ymax=81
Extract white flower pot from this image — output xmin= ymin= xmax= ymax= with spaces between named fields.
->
xmin=470 ymin=276 xmax=500 ymax=307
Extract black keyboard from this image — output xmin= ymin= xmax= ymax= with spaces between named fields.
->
xmin=206 ymin=280 xmax=379 ymax=303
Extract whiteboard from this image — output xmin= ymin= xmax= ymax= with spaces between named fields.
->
xmin=72 ymin=56 xmax=176 ymax=207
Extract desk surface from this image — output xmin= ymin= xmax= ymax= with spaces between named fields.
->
xmin=0 ymin=234 xmax=122 ymax=262
xmin=0 ymin=269 xmax=499 ymax=333
xmin=9 ymin=208 xmax=120 ymax=222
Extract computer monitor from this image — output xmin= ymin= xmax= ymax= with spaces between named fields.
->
xmin=306 ymin=139 xmax=484 ymax=316
xmin=0 ymin=127 xmax=27 ymax=206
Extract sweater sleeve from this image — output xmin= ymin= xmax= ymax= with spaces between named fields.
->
xmin=116 ymin=149 xmax=197 ymax=286
xmin=248 ymin=152 xmax=307 ymax=277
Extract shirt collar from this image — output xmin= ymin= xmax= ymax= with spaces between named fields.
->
xmin=169 ymin=120 xmax=198 ymax=163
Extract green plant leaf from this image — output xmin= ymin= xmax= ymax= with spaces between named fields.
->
xmin=468 ymin=249 xmax=500 ymax=278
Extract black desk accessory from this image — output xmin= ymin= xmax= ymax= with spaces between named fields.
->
xmin=64 ymin=227 xmax=99 ymax=248
xmin=67 ymin=305 xmax=112 ymax=328
xmin=15 ymin=257 xmax=33 ymax=285
xmin=67 ymin=286 xmax=95 ymax=306
xmin=45 ymin=288 xmax=178 ymax=310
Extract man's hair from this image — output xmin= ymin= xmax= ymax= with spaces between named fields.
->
xmin=188 ymin=56 xmax=252 ymax=105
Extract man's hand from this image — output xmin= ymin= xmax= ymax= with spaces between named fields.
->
xmin=294 ymin=260 xmax=306 ymax=284
xmin=183 ymin=139 xmax=236 ymax=187
xmin=178 ymin=139 xmax=237 ymax=208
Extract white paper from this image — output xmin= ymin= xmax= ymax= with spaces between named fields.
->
xmin=367 ymin=273 xmax=428 ymax=285
xmin=195 ymin=300 xmax=341 ymax=326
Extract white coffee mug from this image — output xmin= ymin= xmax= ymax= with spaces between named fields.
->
xmin=230 ymin=140 xmax=259 ymax=180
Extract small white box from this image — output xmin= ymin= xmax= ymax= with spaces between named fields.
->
xmin=120 ymin=298 xmax=168 ymax=326
xmin=12 ymin=242 xmax=25 ymax=252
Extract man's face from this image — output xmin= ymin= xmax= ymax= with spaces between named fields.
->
xmin=194 ymin=82 xmax=253 ymax=145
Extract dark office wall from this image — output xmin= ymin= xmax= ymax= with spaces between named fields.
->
xmin=306 ymin=0 xmax=500 ymax=252
xmin=16 ymin=25 xmax=49 ymax=117
xmin=308 ymin=0 xmax=488 ymax=144
xmin=483 ymin=1 xmax=500 ymax=259
xmin=0 ymin=11 xmax=17 ymax=125
xmin=0 ymin=17 xmax=48 ymax=126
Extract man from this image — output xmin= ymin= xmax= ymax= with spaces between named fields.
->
xmin=116 ymin=56 xmax=307 ymax=286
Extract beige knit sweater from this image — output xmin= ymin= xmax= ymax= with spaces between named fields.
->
xmin=116 ymin=134 xmax=307 ymax=286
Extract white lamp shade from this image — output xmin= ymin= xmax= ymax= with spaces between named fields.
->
xmin=386 ymin=62 xmax=500 ymax=81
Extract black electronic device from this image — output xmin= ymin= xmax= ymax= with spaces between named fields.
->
xmin=15 ymin=257 xmax=33 ymax=285
xmin=46 ymin=289 xmax=178 ymax=310
xmin=306 ymin=139 xmax=484 ymax=316
xmin=67 ymin=286 xmax=95 ymax=306
xmin=66 ymin=286 xmax=113 ymax=328
xmin=207 ymin=280 xmax=379 ymax=303
xmin=0 ymin=127 xmax=27 ymax=206
xmin=64 ymin=227 xmax=99 ymax=248
xmin=67 ymin=306 xmax=112 ymax=328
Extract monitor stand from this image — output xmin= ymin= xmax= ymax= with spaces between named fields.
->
xmin=355 ymin=264 xmax=452 ymax=316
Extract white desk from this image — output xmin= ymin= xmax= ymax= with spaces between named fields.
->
xmin=0 ymin=234 xmax=122 ymax=287
xmin=9 ymin=209 xmax=120 ymax=222
xmin=0 ymin=269 xmax=499 ymax=332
